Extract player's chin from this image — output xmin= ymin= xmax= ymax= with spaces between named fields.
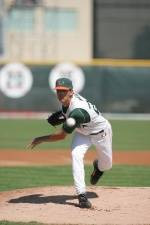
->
xmin=57 ymin=98 xmax=63 ymax=103
xmin=60 ymin=99 xmax=67 ymax=105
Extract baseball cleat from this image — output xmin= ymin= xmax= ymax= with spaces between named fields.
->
xmin=78 ymin=193 xmax=92 ymax=209
xmin=90 ymin=159 xmax=104 ymax=185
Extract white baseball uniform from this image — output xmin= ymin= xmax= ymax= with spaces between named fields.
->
xmin=62 ymin=93 xmax=112 ymax=195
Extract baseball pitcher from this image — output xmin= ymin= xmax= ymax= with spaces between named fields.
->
xmin=28 ymin=78 xmax=112 ymax=209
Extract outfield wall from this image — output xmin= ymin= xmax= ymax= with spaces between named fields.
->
xmin=0 ymin=61 xmax=150 ymax=113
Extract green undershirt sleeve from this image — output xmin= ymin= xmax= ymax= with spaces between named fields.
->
xmin=62 ymin=108 xmax=90 ymax=133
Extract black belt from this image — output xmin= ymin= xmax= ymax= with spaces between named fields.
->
xmin=90 ymin=129 xmax=104 ymax=135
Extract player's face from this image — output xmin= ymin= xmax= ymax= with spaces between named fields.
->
xmin=56 ymin=89 xmax=73 ymax=106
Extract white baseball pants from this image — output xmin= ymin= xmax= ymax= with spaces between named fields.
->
xmin=71 ymin=121 xmax=112 ymax=195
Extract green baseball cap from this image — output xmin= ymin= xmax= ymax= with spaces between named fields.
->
xmin=55 ymin=78 xmax=73 ymax=90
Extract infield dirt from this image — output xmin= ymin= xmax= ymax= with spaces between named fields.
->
xmin=0 ymin=149 xmax=150 ymax=166
xmin=0 ymin=149 xmax=150 ymax=225
xmin=0 ymin=186 xmax=150 ymax=225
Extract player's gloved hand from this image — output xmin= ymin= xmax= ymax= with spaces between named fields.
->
xmin=47 ymin=111 xmax=66 ymax=126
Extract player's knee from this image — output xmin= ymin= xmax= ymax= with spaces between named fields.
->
xmin=99 ymin=158 xmax=112 ymax=171
xmin=105 ymin=161 xmax=112 ymax=170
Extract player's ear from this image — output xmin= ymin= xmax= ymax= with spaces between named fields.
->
xmin=69 ymin=89 xmax=74 ymax=97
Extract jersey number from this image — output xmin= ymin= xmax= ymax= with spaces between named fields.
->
xmin=87 ymin=101 xmax=100 ymax=115
xmin=76 ymin=94 xmax=100 ymax=115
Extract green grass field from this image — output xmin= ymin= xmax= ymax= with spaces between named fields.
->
xmin=0 ymin=222 xmax=45 ymax=225
xmin=0 ymin=165 xmax=150 ymax=192
xmin=0 ymin=119 xmax=150 ymax=150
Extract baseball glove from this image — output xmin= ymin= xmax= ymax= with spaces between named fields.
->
xmin=47 ymin=110 xmax=66 ymax=126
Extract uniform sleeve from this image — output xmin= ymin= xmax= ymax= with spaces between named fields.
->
xmin=62 ymin=108 xmax=90 ymax=133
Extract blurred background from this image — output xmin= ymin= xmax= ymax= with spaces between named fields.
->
xmin=0 ymin=0 xmax=150 ymax=193
xmin=0 ymin=0 xmax=150 ymax=114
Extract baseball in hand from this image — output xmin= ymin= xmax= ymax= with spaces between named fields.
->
xmin=66 ymin=118 xmax=76 ymax=127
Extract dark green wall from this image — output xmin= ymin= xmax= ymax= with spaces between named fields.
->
xmin=0 ymin=64 xmax=150 ymax=113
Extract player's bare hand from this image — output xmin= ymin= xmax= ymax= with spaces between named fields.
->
xmin=27 ymin=137 xmax=43 ymax=149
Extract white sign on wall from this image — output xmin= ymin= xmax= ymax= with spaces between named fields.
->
xmin=49 ymin=62 xmax=85 ymax=93
xmin=0 ymin=63 xmax=33 ymax=98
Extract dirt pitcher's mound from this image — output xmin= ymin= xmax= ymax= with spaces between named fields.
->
xmin=0 ymin=186 xmax=150 ymax=225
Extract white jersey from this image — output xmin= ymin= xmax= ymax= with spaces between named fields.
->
xmin=64 ymin=93 xmax=108 ymax=135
